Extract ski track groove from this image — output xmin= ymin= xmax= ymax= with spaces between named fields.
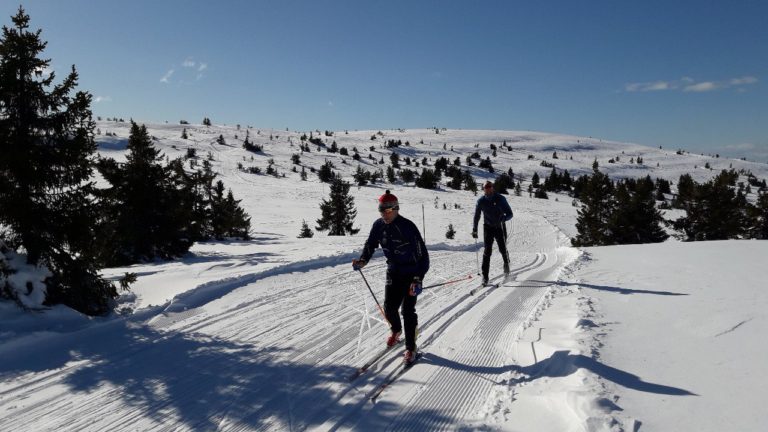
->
xmin=0 ymin=219 xmax=565 ymax=431
xmin=372 ymin=250 xmax=559 ymax=430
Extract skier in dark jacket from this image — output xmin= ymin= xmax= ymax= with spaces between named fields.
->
xmin=353 ymin=190 xmax=429 ymax=365
xmin=472 ymin=181 xmax=513 ymax=285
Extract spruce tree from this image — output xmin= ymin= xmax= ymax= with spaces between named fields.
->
xmin=415 ymin=168 xmax=440 ymax=189
xmin=209 ymin=181 xmax=250 ymax=239
xmin=752 ymin=193 xmax=768 ymax=239
xmin=315 ymin=178 xmax=359 ymax=235
xmin=445 ymin=224 xmax=456 ymax=239
xmin=494 ymin=172 xmax=514 ymax=194
xmin=97 ymin=122 xmax=194 ymax=264
xmin=386 ymin=165 xmax=396 ymax=183
xmin=298 ymin=220 xmax=314 ymax=238
xmin=572 ymin=170 xmax=614 ymax=246
xmin=676 ymin=175 xmax=747 ymax=240
xmin=463 ymin=171 xmax=478 ymax=195
xmin=0 ymin=8 xmax=116 ymax=314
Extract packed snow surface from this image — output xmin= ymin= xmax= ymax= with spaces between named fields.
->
xmin=1 ymin=123 xmax=766 ymax=431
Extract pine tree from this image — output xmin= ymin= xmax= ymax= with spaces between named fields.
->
xmin=0 ymin=8 xmax=116 ymax=315
xmin=97 ymin=122 xmax=194 ymax=264
xmin=572 ymin=170 xmax=614 ymax=246
xmin=353 ymin=165 xmax=369 ymax=186
xmin=494 ymin=172 xmax=514 ymax=194
xmin=386 ymin=165 xmax=396 ymax=183
xmin=209 ymin=183 xmax=250 ymax=239
xmin=752 ymin=193 xmax=768 ymax=239
xmin=298 ymin=220 xmax=314 ymax=238
xmin=608 ymin=180 xmax=668 ymax=244
xmin=448 ymin=170 xmax=463 ymax=190
xmin=675 ymin=174 xmax=747 ymax=241
xmin=415 ymin=168 xmax=440 ymax=189
xmin=399 ymin=168 xmax=416 ymax=184
xmin=317 ymin=160 xmax=336 ymax=183
xmin=463 ymin=171 xmax=478 ymax=195
xmin=445 ymin=224 xmax=456 ymax=239
xmin=316 ymin=178 xmax=359 ymax=235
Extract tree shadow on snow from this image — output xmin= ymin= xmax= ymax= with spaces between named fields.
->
xmin=424 ymin=351 xmax=697 ymax=396
xmin=1 ymin=320 xmax=455 ymax=430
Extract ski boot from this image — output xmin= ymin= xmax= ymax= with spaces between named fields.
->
xmin=386 ymin=331 xmax=401 ymax=348
xmin=403 ymin=348 xmax=417 ymax=366
xmin=503 ymin=261 xmax=510 ymax=275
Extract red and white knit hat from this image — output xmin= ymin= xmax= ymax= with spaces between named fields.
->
xmin=378 ymin=190 xmax=399 ymax=211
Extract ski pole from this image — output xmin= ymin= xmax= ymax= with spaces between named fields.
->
xmin=501 ymin=221 xmax=511 ymax=265
xmin=474 ymin=235 xmax=480 ymax=275
xmin=422 ymin=274 xmax=474 ymax=291
xmin=357 ymin=268 xmax=388 ymax=323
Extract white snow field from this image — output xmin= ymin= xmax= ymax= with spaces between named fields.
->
xmin=1 ymin=122 xmax=767 ymax=431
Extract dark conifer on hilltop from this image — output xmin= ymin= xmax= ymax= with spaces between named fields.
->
xmin=608 ymin=178 xmax=668 ymax=244
xmin=317 ymin=160 xmax=337 ymax=183
xmin=97 ymin=122 xmax=195 ymax=265
xmin=209 ymin=181 xmax=251 ymax=240
xmin=415 ymin=168 xmax=440 ymax=189
xmin=494 ymin=172 xmax=514 ymax=195
xmin=752 ymin=193 xmax=768 ymax=239
xmin=315 ymin=178 xmax=359 ymax=236
xmin=572 ymin=169 xmax=614 ymax=246
xmin=674 ymin=171 xmax=748 ymax=241
xmin=0 ymin=7 xmax=117 ymax=314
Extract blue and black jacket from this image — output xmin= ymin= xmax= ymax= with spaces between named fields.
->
xmin=473 ymin=193 xmax=513 ymax=232
xmin=359 ymin=215 xmax=430 ymax=280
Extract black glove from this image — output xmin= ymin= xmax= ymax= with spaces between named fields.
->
xmin=352 ymin=259 xmax=366 ymax=271
xmin=471 ymin=231 xmax=478 ymax=239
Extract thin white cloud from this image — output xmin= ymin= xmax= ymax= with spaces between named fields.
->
xmin=625 ymin=81 xmax=674 ymax=92
xmin=684 ymin=81 xmax=719 ymax=92
xmin=625 ymin=75 xmax=759 ymax=93
xmin=160 ymin=69 xmax=175 ymax=83
xmin=163 ymin=59 xmax=209 ymax=84
xmin=730 ymin=76 xmax=758 ymax=85
xmin=94 ymin=96 xmax=112 ymax=103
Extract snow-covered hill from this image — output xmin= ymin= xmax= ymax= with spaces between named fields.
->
xmin=1 ymin=121 xmax=766 ymax=431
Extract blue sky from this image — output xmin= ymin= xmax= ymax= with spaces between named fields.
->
xmin=9 ymin=0 xmax=768 ymax=161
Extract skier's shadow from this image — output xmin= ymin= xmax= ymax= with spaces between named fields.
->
xmin=423 ymin=350 xmax=697 ymax=396
xmin=518 ymin=280 xmax=689 ymax=296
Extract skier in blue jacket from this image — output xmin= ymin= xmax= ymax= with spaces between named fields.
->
xmin=353 ymin=190 xmax=429 ymax=365
xmin=472 ymin=181 xmax=513 ymax=285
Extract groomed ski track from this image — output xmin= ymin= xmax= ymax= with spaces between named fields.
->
xmin=0 ymin=213 xmax=575 ymax=431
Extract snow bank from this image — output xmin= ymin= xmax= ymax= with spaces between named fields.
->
xmin=0 ymin=240 xmax=51 ymax=309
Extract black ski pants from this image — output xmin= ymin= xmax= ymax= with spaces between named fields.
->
xmin=481 ymin=223 xmax=509 ymax=279
xmin=384 ymin=271 xmax=418 ymax=351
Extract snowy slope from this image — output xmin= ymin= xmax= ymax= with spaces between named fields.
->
xmin=1 ymin=122 xmax=767 ymax=431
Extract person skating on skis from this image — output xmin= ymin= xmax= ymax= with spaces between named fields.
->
xmin=352 ymin=190 xmax=430 ymax=365
xmin=472 ymin=181 xmax=513 ymax=285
